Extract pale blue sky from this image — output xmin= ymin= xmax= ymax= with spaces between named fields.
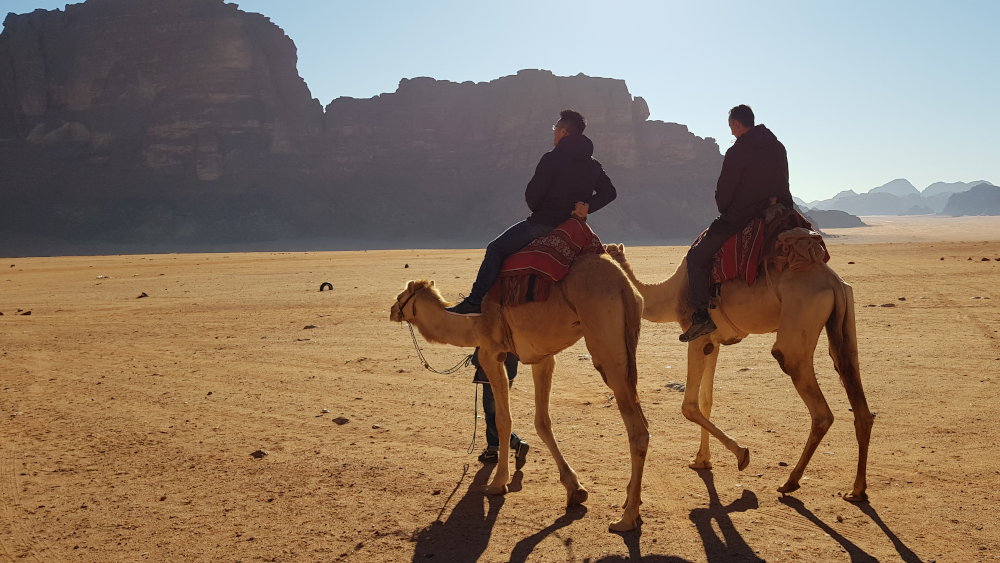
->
xmin=5 ymin=0 xmax=997 ymax=201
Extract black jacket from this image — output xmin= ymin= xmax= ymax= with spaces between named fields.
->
xmin=715 ymin=124 xmax=792 ymax=227
xmin=524 ymin=134 xmax=617 ymax=227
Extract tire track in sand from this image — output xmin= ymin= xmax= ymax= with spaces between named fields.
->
xmin=1 ymin=442 xmax=67 ymax=562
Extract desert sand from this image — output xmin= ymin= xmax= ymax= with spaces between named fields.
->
xmin=2 ymin=215 xmax=998 ymax=562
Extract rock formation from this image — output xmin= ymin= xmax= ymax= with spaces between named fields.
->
xmin=942 ymin=183 xmax=1000 ymax=216
xmin=0 ymin=0 xmax=723 ymax=256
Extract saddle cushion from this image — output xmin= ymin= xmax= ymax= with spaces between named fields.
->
xmin=492 ymin=217 xmax=605 ymax=305
xmin=695 ymin=208 xmax=829 ymax=286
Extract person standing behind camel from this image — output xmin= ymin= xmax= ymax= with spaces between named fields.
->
xmin=679 ymin=104 xmax=793 ymax=342
xmin=445 ymin=109 xmax=618 ymax=315
xmin=470 ymin=347 xmax=529 ymax=468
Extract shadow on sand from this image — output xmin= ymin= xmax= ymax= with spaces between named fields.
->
xmin=410 ymin=463 xmax=502 ymax=561
xmin=779 ymin=495 xmax=921 ymax=562
xmin=688 ymin=468 xmax=764 ymax=562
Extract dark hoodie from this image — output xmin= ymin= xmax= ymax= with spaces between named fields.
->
xmin=715 ymin=124 xmax=792 ymax=227
xmin=524 ymin=133 xmax=617 ymax=227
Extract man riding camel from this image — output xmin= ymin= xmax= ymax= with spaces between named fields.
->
xmin=679 ymin=104 xmax=793 ymax=342
xmin=446 ymin=109 xmax=618 ymax=316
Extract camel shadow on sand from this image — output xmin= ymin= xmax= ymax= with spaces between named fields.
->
xmin=411 ymin=463 xmax=590 ymax=562
xmin=778 ymin=495 xmax=921 ymax=562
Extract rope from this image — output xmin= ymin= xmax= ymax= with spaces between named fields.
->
xmin=403 ymin=322 xmax=482 ymax=455
xmin=467 ymin=384 xmax=480 ymax=454
xmin=406 ymin=322 xmax=474 ymax=375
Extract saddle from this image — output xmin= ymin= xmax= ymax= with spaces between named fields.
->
xmin=694 ymin=206 xmax=829 ymax=288
xmin=490 ymin=217 xmax=605 ymax=306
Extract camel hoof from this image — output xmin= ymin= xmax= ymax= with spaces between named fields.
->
xmin=608 ymin=517 xmax=638 ymax=533
xmin=737 ymin=448 xmax=750 ymax=471
xmin=567 ymin=487 xmax=589 ymax=506
xmin=843 ymin=491 xmax=869 ymax=503
xmin=777 ymin=481 xmax=800 ymax=494
xmin=689 ymin=459 xmax=712 ymax=470
xmin=482 ymin=484 xmax=508 ymax=496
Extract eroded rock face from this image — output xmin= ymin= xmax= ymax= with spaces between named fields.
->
xmin=0 ymin=1 xmax=722 ymax=255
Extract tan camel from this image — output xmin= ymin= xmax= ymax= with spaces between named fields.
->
xmin=605 ymin=243 xmax=873 ymax=502
xmin=389 ymin=252 xmax=648 ymax=531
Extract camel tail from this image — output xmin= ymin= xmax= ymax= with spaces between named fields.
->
xmin=826 ymin=282 xmax=865 ymax=400
xmin=623 ymin=283 xmax=642 ymax=387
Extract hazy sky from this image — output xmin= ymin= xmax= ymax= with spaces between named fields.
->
xmin=5 ymin=0 xmax=998 ymax=201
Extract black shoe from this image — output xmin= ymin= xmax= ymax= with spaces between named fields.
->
xmin=514 ymin=441 xmax=530 ymax=470
xmin=445 ymin=298 xmax=482 ymax=316
xmin=478 ymin=447 xmax=498 ymax=463
xmin=679 ymin=309 xmax=717 ymax=342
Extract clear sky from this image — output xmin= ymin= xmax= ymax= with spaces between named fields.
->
xmin=5 ymin=0 xmax=998 ymax=202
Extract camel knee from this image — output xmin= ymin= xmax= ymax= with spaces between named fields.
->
xmin=681 ymin=402 xmax=701 ymax=422
xmin=813 ymin=412 xmax=834 ymax=435
xmin=534 ymin=414 xmax=553 ymax=435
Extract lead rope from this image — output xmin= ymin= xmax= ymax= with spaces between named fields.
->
xmin=467 ymin=384 xmax=480 ymax=454
xmin=404 ymin=322 xmax=481 ymax=454
xmin=406 ymin=322 xmax=473 ymax=374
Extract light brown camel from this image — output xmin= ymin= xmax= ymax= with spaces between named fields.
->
xmin=389 ymin=252 xmax=648 ymax=531
xmin=605 ymin=242 xmax=873 ymax=502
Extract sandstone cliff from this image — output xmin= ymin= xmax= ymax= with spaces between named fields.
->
xmin=0 ymin=0 xmax=723 ymax=255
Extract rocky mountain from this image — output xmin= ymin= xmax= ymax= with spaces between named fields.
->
xmin=942 ymin=183 xmax=1000 ymax=216
xmin=869 ymin=178 xmax=919 ymax=197
xmin=802 ymin=209 xmax=866 ymax=229
xmin=808 ymin=179 xmax=996 ymax=216
xmin=0 ymin=0 xmax=724 ymax=256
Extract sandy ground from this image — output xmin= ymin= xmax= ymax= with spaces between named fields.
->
xmin=1 ymin=215 xmax=999 ymax=562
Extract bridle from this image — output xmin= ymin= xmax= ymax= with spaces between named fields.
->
xmin=394 ymin=286 xmax=474 ymax=376
xmin=393 ymin=289 xmax=419 ymax=322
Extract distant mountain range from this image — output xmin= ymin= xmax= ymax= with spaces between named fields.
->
xmin=805 ymin=179 xmax=999 ymax=216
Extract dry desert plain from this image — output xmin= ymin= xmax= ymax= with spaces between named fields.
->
xmin=2 ymin=215 xmax=999 ymax=562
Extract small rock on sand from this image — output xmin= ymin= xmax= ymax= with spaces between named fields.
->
xmin=250 ymin=449 xmax=269 ymax=459
xmin=332 ymin=417 xmax=349 ymax=425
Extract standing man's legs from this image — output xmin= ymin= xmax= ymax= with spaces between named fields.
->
xmin=477 ymin=351 xmax=529 ymax=468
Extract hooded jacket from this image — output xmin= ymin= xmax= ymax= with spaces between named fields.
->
xmin=524 ymin=133 xmax=617 ymax=227
xmin=715 ymin=124 xmax=792 ymax=227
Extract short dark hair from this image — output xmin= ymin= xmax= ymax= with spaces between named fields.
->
xmin=728 ymin=105 xmax=755 ymax=128
xmin=556 ymin=109 xmax=586 ymax=135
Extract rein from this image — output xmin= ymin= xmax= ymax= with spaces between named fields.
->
xmin=406 ymin=323 xmax=474 ymax=374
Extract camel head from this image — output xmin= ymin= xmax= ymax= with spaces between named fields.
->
xmin=390 ymin=279 xmax=442 ymax=323
xmin=604 ymin=243 xmax=629 ymax=267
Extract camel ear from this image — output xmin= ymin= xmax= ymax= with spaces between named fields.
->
xmin=617 ymin=243 xmax=624 ymax=252
xmin=429 ymin=280 xmax=435 ymax=287
xmin=405 ymin=280 xmax=415 ymax=290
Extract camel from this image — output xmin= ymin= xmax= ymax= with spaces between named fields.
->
xmin=389 ymin=252 xmax=649 ymax=531
xmin=605 ymin=242 xmax=873 ymax=502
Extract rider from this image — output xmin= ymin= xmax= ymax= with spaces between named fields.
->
xmin=445 ymin=109 xmax=617 ymax=315
xmin=679 ymin=104 xmax=793 ymax=342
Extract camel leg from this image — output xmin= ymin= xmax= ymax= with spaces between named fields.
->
xmin=605 ymin=373 xmax=649 ymax=532
xmin=772 ymin=330 xmax=833 ymax=495
xmin=583 ymin=347 xmax=648 ymax=532
xmin=530 ymin=356 xmax=588 ymax=506
xmin=480 ymin=351 xmax=512 ymax=496
xmin=575 ymin=294 xmax=648 ymax=532
xmin=682 ymin=340 xmax=750 ymax=470
xmin=827 ymin=283 xmax=873 ymax=502
xmin=690 ymin=346 xmax=719 ymax=469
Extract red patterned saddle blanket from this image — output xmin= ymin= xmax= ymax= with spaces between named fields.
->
xmin=491 ymin=217 xmax=605 ymax=305
xmin=693 ymin=208 xmax=829 ymax=286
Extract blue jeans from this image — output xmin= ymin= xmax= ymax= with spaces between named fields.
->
xmin=468 ymin=220 xmax=552 ymax=304
xmin=472 ymin=348 xmax=523 ymax=448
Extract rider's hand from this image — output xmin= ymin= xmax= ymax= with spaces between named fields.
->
xmin=572 ymin=201 xmax=590 ymax=219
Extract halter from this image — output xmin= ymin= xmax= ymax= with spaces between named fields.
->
xmin=393 ymin=289 xmax=419 ymax=322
